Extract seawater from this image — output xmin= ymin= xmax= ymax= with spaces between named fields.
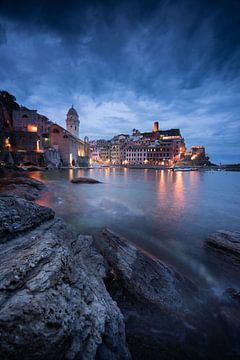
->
xmin=32 ymin=168 xmax=240 ymax=291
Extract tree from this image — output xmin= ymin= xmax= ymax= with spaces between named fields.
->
xmin=0 ymin=90 xmax=19 ymax=112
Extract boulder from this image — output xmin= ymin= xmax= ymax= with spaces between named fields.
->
xmin=94 ymin=228 xmax=196 ymax=313
xmin=71 ymin=177 xmax=101 ymax=184
xmin=205 ymin=230 xmax=240 ymax=264
xmin=0 ymin=197 xmax=130 ymax=360
xmin=0 ymin=176 xmax=45 ymax=201
xmin=0 ymin=195 xmax=54 ymax=242
xmin=94 ymin=229 xmax=240 ymax=360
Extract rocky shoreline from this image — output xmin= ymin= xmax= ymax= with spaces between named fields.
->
xmin=0 ymin=174 xmax=240 ymax=359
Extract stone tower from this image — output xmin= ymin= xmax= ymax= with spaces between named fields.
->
xmin=66 ymin=106 xmax=80 ymax=138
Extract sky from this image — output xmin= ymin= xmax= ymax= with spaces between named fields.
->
xmin=0 ymin=0 xmax=240 ymax=163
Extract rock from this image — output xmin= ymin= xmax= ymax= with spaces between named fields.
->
xmin=222 ymin=288 xmax=240 ymax=305
xmin=20 ymin=165 xmax=45 ymax=171
xmin=94 ymin=228 xmax=196 ymax=313
xmin=0 ymin=176 xmax=45 ymax=200
xmin=94 ymin=229 xmax=240 ymax=360
xmin=0 ymin=195 xmax=55 ymax=242
xmin=93 ymin=229 xmax=196 ymax=358
xmin=0 ymin=198 xmax=130 ymax=360
xmin=71 ymin=177 xmax=101 ymax=184
xmin=205 ymin=230 xmax=240 ymax=264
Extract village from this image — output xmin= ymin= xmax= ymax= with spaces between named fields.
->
xmin=0 ymin=90 xmax=211 ymax=170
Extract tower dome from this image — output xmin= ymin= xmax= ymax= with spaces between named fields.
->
xmin=66 ymin=105 xmax=80 ymax=138
xmin=67 ymin=106 xmax=78 ymax=116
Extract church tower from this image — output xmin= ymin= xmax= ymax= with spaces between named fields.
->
xmin=66 ymin=106 xmax=80 ymax=138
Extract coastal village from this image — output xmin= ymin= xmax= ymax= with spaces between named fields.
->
xmin=0 ymin=90 xmax=211 ymax=169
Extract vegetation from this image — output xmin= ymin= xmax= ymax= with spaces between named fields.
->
xmin=0 ymin=90 xmax=19 ymax=113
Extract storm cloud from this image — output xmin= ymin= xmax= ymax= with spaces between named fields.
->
xmin=0 ymin=0 xmax=239 ymax=162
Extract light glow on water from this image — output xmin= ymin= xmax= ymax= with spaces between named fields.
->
xmin=34 ymin=168 xmax=240 ymax=289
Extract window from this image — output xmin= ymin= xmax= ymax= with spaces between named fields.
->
xmin=52 ymin=128 xmax=60 ymax=134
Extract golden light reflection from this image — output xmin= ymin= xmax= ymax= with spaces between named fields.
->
xmin=104 ymin=167 xmax=110 ymax=176
xmin=144 ymin=168 xmax=149 ymax=182
xmin=156 ymin=170 xmax=185 ymax=217
xmin=69 ymin=168 xmax=74 ymax=180
xmin=172 ymin=171 xmax=185 ymax=209
xmin=28 ymin=171 xmax=48 ymax=184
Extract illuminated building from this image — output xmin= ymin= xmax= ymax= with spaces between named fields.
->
xmin=125 ymin=145 xmax=149 ymax=164
xmin=12 ymin=107 xmax=52 ymax=152
xmin=49 ymin=107 xmax=89 ymax=167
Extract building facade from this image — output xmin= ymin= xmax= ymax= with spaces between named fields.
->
xmin=49 ymin=106 xmax=89 ymax=166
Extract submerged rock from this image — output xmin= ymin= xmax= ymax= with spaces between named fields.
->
xmin=0 ymin=198 xmax=130 ymax=360
xmin=71 ymin=177 xmax=101 ymax=184
xmin=205 ymin=230 xmax=240 ymax=264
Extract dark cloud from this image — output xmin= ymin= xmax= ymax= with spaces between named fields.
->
xmin=0 ymin=0 xmax=239 ymax=162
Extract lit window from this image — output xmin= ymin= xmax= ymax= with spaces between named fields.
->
xmin=27 ymin=124 xmax=38 ymax=132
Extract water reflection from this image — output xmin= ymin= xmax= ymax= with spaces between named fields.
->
xmin=32 ymin=168 xmax=240 ymax=289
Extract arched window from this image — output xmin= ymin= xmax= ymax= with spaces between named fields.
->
xmin=22 ymin=114 xmax=28 ymax=118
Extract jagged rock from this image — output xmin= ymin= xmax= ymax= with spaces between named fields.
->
xmin=0 ymin=198 xmax=130 ymax=360
xmin=0 ymin=176 xmax=45 ymax=200
xmin=0 ymin=195 xmax=55 ymax=242
xmin=71 ymin=177 xmax=101 ymax=184
xmin=205 ymin=230 xmax=240 ymax=263
xmin=94 ymin=229 xmax=240 ymax=360
xmin=94 ymin=228 xmax=196 ymax=313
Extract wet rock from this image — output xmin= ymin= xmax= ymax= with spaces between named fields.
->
xmin=94 ymin=228 xmax=196 ymax=313
xmin=93 ymin=229 xmax=197 ymax=358
xmin=94 ymin=229 xmax=240 ymax=360
xmin=71 ymin=177 xmax=101 ymax=184
xmin=0 ymin=198 xmax=130 ymax=360
xmin=222 ymin=288 xmax=240 ymax=305
xmin=0 ymin=176 xmax=45 ymax=200
xmin=20 ymin=165 xmax=46 ymax=172
xmin=0 ymin=195 xmax=55 ymax=242
xmin=205 ymin=230 xmax=240 ymax=264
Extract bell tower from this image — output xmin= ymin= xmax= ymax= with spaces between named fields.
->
xmin=66 ymin=105 xmax=80 ymax=138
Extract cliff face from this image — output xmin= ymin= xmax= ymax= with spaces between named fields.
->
xmin=0 ymin=195 xmax=130 ymax=360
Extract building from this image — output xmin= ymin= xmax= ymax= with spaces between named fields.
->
xmin=111 ymin=144 xmax=123 ymax=165
xmin=9 ymin=105 xmax=89 ymax=167
xmin=125 ymin=145 xmax=148 ymax=165
xmin=66 ymin=106 xmax=80 ymax=138
xmin=89 ymin=121 xmax=211 ymax=167
xmin=49 ymin=106 xmax=89 ymax=167
xmin=12 ymin=107 xmax=52 ymax=152
xmin=177 ymin=145 xmax=209 ymax=166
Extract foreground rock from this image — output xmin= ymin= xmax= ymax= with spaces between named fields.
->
xmin=94 ymin=229 xmax=196 ymax=313
xmin=71 ymin=177 xmax=101 ymax=184
xmin=94 ymin=229 xmax=240 ymax=360
xmin=0 ymin=196 xmax=130 ymax=360
xmin=205 ymin=230 xmax=240 ymax=264
xmin=0 ymin=195 xmax=54 ymax=243
xmin=0 ymin=176 xmax=45 ymax=201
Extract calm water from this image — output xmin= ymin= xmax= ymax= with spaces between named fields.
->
xmin=33 ymin=168 xmax=240 ymax=291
